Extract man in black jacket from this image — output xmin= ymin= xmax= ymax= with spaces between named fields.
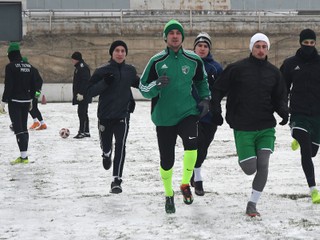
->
xmin=211 ymin=33 xmax=289 ymax=217
xmin=71 ymin=51 xmax=91 ymax=139
xmin=87 ymin=40 xmax=140 ymax=194
xmin=280 ymin=28 xmax=320 ymax=204
xmin=0 ymin=42 xmax=36 ymax=164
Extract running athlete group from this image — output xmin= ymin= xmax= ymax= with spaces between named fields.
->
xmin=1 ymin=19 xmax=320 ymax=216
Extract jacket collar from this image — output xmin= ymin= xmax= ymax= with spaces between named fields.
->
xmin=109 ymin=58 xmax=125 ymax=66
xmin=249 ymin=53 xmax=268 ymax=64
xmin=166 ymin=46 xmax=183 ymax=56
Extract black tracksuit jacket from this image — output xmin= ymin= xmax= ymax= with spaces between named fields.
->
xmin=280 ymin=48 xmax=320 ymax=116
xmin=87 ymin=59 xmax=140 ymax=119
xmin=212 ymin=54 xmax=288 ymax=131
xmin=2 ymin=59 xmax=36 ymax=103
xmin=72 ymin=60 xmax=91 ymax=105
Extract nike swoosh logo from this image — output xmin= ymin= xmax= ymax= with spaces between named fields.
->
xmin=188 ymin=136 xmax=196 ymax=139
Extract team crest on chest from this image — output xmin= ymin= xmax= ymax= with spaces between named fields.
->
xmin=181 ymin=65 xmax=190 ymax=75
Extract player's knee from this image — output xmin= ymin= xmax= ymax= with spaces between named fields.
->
xmin=239 ymin=157 xmax=257 ymax=175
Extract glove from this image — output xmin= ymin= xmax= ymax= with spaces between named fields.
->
xmin=156 ymin=75 xmax=169 ymax=88
xmin=76 ymin=93 xmax=84 ymax=101
xmin=198 ymin=99 xmax=210 ymax=118
xmin=278 ymin=108 xmax=289 ymax=126
xmin=212 ymin=111 xmax=224 ymax=126
xmin=103 ymin=72 xmax=115 ymax=84
xmin=0 ymin=101 xmax=6 ymax=114
xmin=29 ymin=101 xmax=33 ymax=111
xmin=35 ymin=91 xmax=41 ymax=98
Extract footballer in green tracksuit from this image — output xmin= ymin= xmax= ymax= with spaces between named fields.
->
xmin=139 ymin=19 xmax=210 ymax=213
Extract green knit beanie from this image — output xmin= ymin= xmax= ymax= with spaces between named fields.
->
xmin=7 ymin=42 xmax=20 ymax=53
xmin=22 ymin=56 xmax=29 ymax=63
xmin=163 ymin=19 xmax=184 ymax=42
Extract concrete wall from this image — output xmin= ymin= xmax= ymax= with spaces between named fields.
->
xmin=1 ymin=11 xmax=320 ymax=101
xmin=230 ymin=0 xmax=320 ymax=10
xmin=26 ymin=0 xmax=230 ymax=10
xmin=26 ymin=0 xmax=130 ymax=9
xmin=131 ymin=0 xmax=230 ymax=10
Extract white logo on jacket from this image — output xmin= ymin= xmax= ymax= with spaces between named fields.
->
xmin=182 ymin=65 xmax=190 ymax=75
xmin=161 ymin=64 xmax=168 ymax=69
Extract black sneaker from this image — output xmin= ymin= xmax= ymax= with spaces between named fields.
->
xmin=246 ymin=201 xmax=260 ymax=217
xmin=74 ymin=133 xmax=85 ymax=139
xmin=165 ymin=195 xmax=175 ymax=214
xmin=102 ymin=155 xmax=112 ymax=170
xmin=180 ymin=184 xmax=193 ymax=205
xmin=110 ymin=178 xmax=122 ymax=194
xmin=83 ymin=132 xmax=91 ymax=137
xmin=194 ymin=181 xmax=205 ymax=196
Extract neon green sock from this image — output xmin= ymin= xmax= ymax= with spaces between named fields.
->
xmin=160 ymin=167 xmax=173 ymax=197
xmin=181 ymin=150 xmax=197 ymax=185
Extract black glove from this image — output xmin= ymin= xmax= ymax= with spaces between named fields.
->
xmin=278 ymin=109 xmax=289 ymax=126
xmin=103 ymin=72 xmax=115 ymax=84
xmin=212 ymin=111 xmax=224 ymax=126
xmin=156 ymin=75 xmax=169 ymax=88
xmin=198 ymin=99 xmax=210 ymax=119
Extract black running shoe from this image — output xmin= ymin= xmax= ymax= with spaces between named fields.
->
xmin=110 ymin=178 xmax=122 ymax=194
xmin=102 ymin=155 xmax=112 ymax=170
xmin=165 ymin=195 xmax=175 ymax=214
xmin=246 ymin=201 xmax=260 ymax=217
xmin=83 ymin=132 xmax=91 ymax=137
xmin=194 ymin=181 xmax=205 ymax=196
xmin=73 ymin=133 xmax=85 ymax=139
xmin=180 ymin=184 xmax=193 ymax=205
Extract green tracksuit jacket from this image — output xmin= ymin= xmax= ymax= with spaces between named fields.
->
xmin=139 ymin=47 xmax=210 ymax=126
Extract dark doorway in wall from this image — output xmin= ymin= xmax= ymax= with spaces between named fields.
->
xmin=0 ymin=2 xmax=22 ymax=41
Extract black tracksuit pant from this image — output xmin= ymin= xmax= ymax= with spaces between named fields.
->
xmin=77 ymin=102 xmax=89 ymax=134
xmin=99 ymin=117 xmax=130 ymax=178
xmin=29 ymin=98 xmax=43 ymax=121
xmin=195 ymin=122 xmax=217 ymax=168
xmin=8 ymin=101 xmax=30 ymax=153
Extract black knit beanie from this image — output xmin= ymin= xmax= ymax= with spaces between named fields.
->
xmin=109 ymin=40 xmax=128 ymax=56
xmin=71 ymin=51 xmax=82 ymax=61
xmin=299 ymin=29 xmax=316 ymax=44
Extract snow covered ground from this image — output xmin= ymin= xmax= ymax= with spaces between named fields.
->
xmin=1 ymin=101 xmax=320 ymax=240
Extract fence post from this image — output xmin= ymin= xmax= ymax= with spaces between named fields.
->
xmin=189 ymin=9 xmax=193 ymax=32
xmin=120 ymin=9 xmax=123 ymax=35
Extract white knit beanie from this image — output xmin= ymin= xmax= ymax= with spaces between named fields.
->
xmin=249 ymin=33 xmax=270 ymax=52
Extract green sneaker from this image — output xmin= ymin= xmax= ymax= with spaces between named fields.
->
xmin=311 ymin=189 xmax=320 ymax=204
xmin=291 ymin=139 xmax=300 ymax=151
xmin=10 ymin=157 xmax=29 ymax=165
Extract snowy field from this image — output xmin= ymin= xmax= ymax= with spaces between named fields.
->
xmin=1 ymin=100 xmax=320 ymax=240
